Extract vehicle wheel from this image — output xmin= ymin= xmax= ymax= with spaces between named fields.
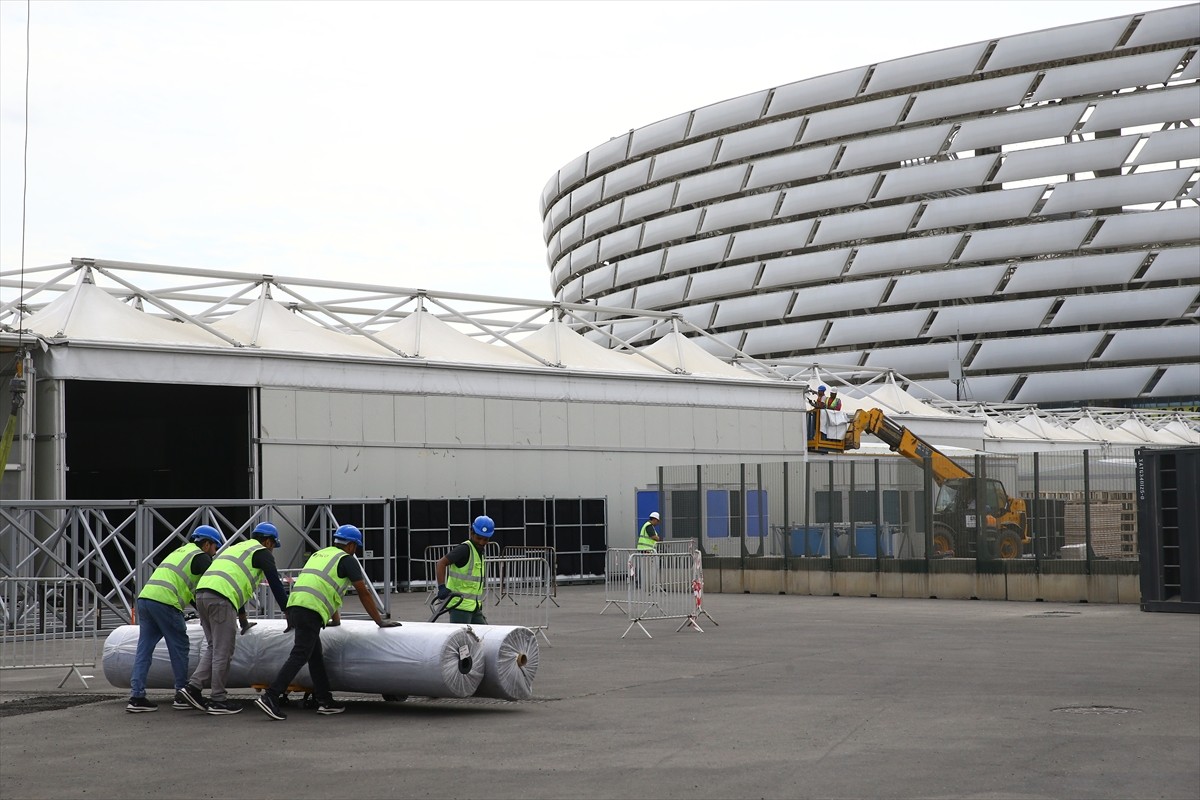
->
xmin=996 ymin=528 xmax=1023 ymax=559
xmin=932 ymin=525 xmax=957 ymax=557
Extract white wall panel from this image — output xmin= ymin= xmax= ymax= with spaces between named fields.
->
xmin=1003 ymin=252 xmax=1144 ymax=294
xmin=1101 ymin=327 xmax=1200 ymax=362
xmin=926 ymin=298 xmax=1055 ymax=336
xmin=1086 ymin=207 xmax=1200 ymax=248
xmin=586 ymin=133 xmax=631 ymax=177
xmin=1015 ymin=366 xmax=1156 ymax=403
xmin=745 ymin=145 xmax=839 ymax=189
xmin=569 ymin=240 xmax=599 ymax=273
xmin=687 ymin=263 xmax=760 ymax=301
xmin=951 ymin=103 xmax=1087 ymax=152
xmin=741 ymin=320 xmax=825 ymax=353
xmin=885 ymin=265 xmax=1006 ymax=304
xmin=598 ymin=287 xmax=635 ymax=309
xmin=650 ymin=139 xmax=719 ymax=181
xmin=849 ymin=233 xmax=963 ymax=276
xmin=620 ymin=184 xmax=675 ymax=222
xmin=875 ymin=156 xmax=997 ymax=201
xmin=863 ymin=341 xmax=959 ymax=373
xmin=559 ymin=216 xmax=584 ymax=250
xmin=958 ymin=218 xmax=1093 ymax=262
xmin=915 ymin=185 xmax=1043 ymax=230
xmin=664 ymin=235 xmax=732 ymax=274
xmin=1139 ymin=246 xmax=1200 ymax=282
xmin=837 ymin=125 xmax=953 ymax=172
xmin=1043 ymin=167 xmax=1194 ymax=214
xmin=1081 ymin=85 xmax=1200 ymax=133
xmin=586 ymin=201 xmax=623 ymax=238
xmin=985 ymin=17 xmax=1129 ymax=71
xmin=825 ymin=310 xmax=928 ymax=346
xmin=571 ymin=176 xmax=604 ymax=213
xmin=676 ymin=302 xmax=717 ymax=331
xmin=1148 ymin=365 xmax=1200 ymax=398
xmin=715 ymin=117 xmax=804 ymax=164
xmin=675 ymin=165 xmax=749 ymax=206
xmin=790 ymin=278 xmax=889 ymax=318
xmin=602 ymin=160 xmax=652 ymax=199
xmin=1124 ymin=5 xmax=1200 ymax=47
xmin=758 ymin=248 xmax=852 ymax=288
xmin=766 ymin=67 xmax=868 ymax=117
xmin=549 ymin=194 xmax=571 ymax=230
xmin=907 ymin=74 xmax=1037 ymax=123
xmin=992 ymin=136 xmax=1139 ymax=184
xmin=713 ymin=291 xmax=794 ymax=327
xmin=541 ymin=173 xmax=560 ymax=218
xmin=1133 ymin=127 xmax=1200 ymax=165
xmin=629 ymin=112 xmax=691 ymax=158
xmin=613 ymin=251 xmax=664 ymax=285
xmin=634 ymin=274 xmax=689 ymax=309
xmin=729 ymin=220 xmax=814 ymax=259
xmin=1178 ymin=55 xmax=1200 ymax=82
xmin=801 ymin=96 xmax=909 ymax=143
xmin=778 ymin=174 xmax=876 ymax=216
xmin=690 ymin=90 xmax=770 ymax=137
xmin=560 ymin=280 xmax=583 ymax=304
xmin=971 ymin=331 xmax=1105 ymax=370
xmin=866 ymin=42 xmax=989 ymax=93
xmin=581 ymin=263 xmax=616 ymax=296
xmin=813 ymin=203 xmax=919 ymax=245
xmin=1050 ymin=286 xmax=1197 ymax=326
xmin=699 ymin=193 xmax=781 ymax=233
xmin=560 ymin=153 xmax=588 ymax=192
xmin=641 ymin=209 xmax=703 ymax=248
xmin=912 ymin=375 xmax=1017 ymax=402
xmin=598 ymin=225 xmax=642 ymax=262
xmin=1033 ymin=49 xmax=1186 ymax=102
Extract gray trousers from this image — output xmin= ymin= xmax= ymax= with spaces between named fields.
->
xmin=188 ymin=592 xmax=238 ymax=701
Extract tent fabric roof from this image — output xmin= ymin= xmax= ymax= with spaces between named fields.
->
xmin=374 ymin=309 xmax=542 ymax=366
xmin=512 ymin=321 xmax=664 ymax=373
xmin=213 ymin=299 xmax=394 ymax=357
xmin=1070 ymin=415 xmax=1148 ymax=444
xmin=639 ymin=332 xmax=767 ymax=379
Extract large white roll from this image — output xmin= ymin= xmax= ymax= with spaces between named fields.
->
xmin=474 ymin=625 xmax=540 ymax=701
xmin=102 ymin=618 xmax=484 ymax=698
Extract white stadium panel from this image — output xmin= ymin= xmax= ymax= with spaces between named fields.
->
xmin=848 ymin=233 xmax=964 ymax=277
xmin=663 ymin=235 xmax=732 ymax=274
xmin=758 ymin=248 xmax=853 ymax=289
xmin=926 ymin=297 xmax=1055 ymax=336
xmin=1050 ymin=286 xmax=1198 ymax=327
xmin=549 ymin=194 xmax=571 ymax=230
xmin=766 ymin=67 xmax=870 ymax=117
xmin=649 ymin=139 xmax=719 ymax=182
xmin=741 ymin=320 xmax=826 ymax=353
xmin=620 ymin=184 xmax=675 ymax=223
xmin=824 ymin=309 xmax=930 ymax=347
xmin=712 ymin=291 xmax=794 ymax=328
xmin=613 ymin=251 xmax=664 ymax=285
xmin=984 ymin=16 xmax=1130 ymax=71
xmin=958 ymin=218 xmax=1093 ymax=262
xmin=633 ymin=273 xmax=690 ymax=309
xmin=1014 ymin=366 xmax=1157 ymax=403
xmin=596 ymin=286 xmax=635 ymax=312
xmin=586 ymin=133 xmax=631 ymax=177
xmin=1133 ymin=127 xmax=1200 ymax=166
xmin=571 ymin=176 xmax=604 ymax=214
xmin=569 ymin=240 xmax=599 ymax=273
xmin=911 ymin=375 xmax=1017 ymax=403
xmin=1081 ymin=85 xmax=1200 ymax=133
xmin=586 ymin=201 xmax=624 ymax=239
xmin=864 ymin=341 xmax=960 ymax=373
xmin=687 ymin=262 xmax=761 ymax=302
xmin=778 ymin=174 xmax=876 ymax=217
xmin=1086 ymin=207 xmax=1200 ymax=249
xmin=800 ymin=96 xmax=909 ymax=144
xmin=790 ymin=278 xmax=889 ymax=318
xmin=812 ymin=203 xmax=920 ymax=246
xmin=1100 ymin=327 xmax=1200 ymax=362
xmin=729 ymin=219 xmax=815 ymax=260
xmin=550 ymin=242 xmax=569 ymax=282
xmin=906 ymin=73 xmax=1037 ymax=124
xmin=915 ymin=185 xmax=1043 ymax=230
xmin=560 ymin=277 xmax=585 ymax=303
xmin=971 ymin=331 xmax=1105 ymax=370
xmin=559 ymin=153 xmax=588 ymax=193
xmin=875 ymin=156 xmax=998 ymax=201
xmin=1002 ymin=252 xmax=1145 ymax=294
xmin=581 ymin=262 xmax=616 ymax=297
xmin=675 ymin=302 xmax=718 ymax=332
xmin=689 ymin=90 xmax=770 ymax=137
xmin=884 ymin=265 xmax=1007 ymax=305
xmin=837 ymin=125 xmax=954 ymax=172
xmin=541 ymin=173 xmax=560 ymax=218
xmin=951 ymin=103 xmax=1087 ymax=153
xmin=641 ymin=209 xmax=703 ymax=248
xmin=598 ymin=224 xmax=642 ymax=262
xmin=699 ymin=193 xmax=782 ymax=233
xmin=1178 ymin=56 xmax=1200 ymax=82
xmin=745 ymin=145 xmax=840 ymax=189
xmin=602 ymin=160 xmax=653 ymax=200
xmin=1139 ymin=246 xmax=1200 ymax=282
xmin=1124 ymin=5 xmax=1200 ymax=48
xmin=629 ymin=112 xmax=692 ymax=158
xmin=991 ymin=135 xmax=1140 ymax=185
xmin=715 ymin=117 xmax=805 ymax=164
xmin=1148 ymin=365 xmax=1200 ymax=398
xmin=865 ymin=42 xmax=989 ymax=93
xmin=559 ymin=216 xmax=584 ymax=250
xmin=1040 ymin=168 xmax=1194 ymax=216
xmin=674 ymin=165 xmax=749 ymax=207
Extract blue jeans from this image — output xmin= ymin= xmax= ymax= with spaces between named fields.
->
xmin=130 ymin=597 xmax=191 ymax=697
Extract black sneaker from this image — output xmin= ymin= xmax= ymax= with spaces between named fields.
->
xmin=180 ymin=684 xmax=208 ymax=711
xmin=172 ymin=691 xmax=192 ymax=710
xmin=125 ymin=696 xmax=157 ymax=713
xmin=254 ymin=692 xmax=287 ymax=721
xmin=205 ymin=699 xmax=243 ymax=715
xmin=316 ymin=699 xmax=346 ymax=715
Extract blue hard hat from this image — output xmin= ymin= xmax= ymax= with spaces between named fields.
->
xmin=472 ymin=515 xmax=495 ymax=538
xmin=191 ymin=525 xmax=224 ymax=547
xmin=818 ymin=385 xmax=827 ymax=392
xmin=252 ymin=522 xmax=281 ymax=546
xmin=333 ymin=524 xmax=364 ymax=547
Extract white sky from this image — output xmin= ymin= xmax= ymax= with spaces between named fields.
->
xmin=0 ymin=0 xmax=1190 ymax=302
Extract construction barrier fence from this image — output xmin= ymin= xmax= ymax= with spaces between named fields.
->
xmin=0 ymin=576 xmax=100 ymax=687
xmin=622 ymin=550 xmax=715 ymax=638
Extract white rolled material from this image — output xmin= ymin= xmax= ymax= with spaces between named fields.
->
xmin=474 ymin=625 xmax=540 ymax=701
xmin=102 ymin=618 xmax=484 ymax=698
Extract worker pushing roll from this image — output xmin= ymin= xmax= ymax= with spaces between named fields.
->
xmin=434 ymin=515 xmax=494 ymax=625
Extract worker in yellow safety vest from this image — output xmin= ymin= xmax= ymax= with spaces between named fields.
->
xmin=125 ymin=525 xmax=224 ymax=713
xmin=254 ymin=525 xmax=399 ymax=720
xmin=435 ymin=515 xmax=494 ymax=625
xmin=637 ymin=512 xmax=662 ymax=550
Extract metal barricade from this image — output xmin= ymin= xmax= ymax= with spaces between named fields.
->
xmin=602 ymin=548 xmax=637 ymax=615
xmin=502 ymin=546 xmax=559 ymax=605
xmin=488 ymin=555 xmax=553 ymax=645
xmin=656 ymin=538 xmax=697 ymax=554
xmin=249 ymin=569 xmax=300 ymax=620
xmin=0 ymin=577 xmax=100 ymax=687
xmin=623 ymin=551 xmax=712 ymax=639
xmin=422 ymin=542 xmax=502 ymax=606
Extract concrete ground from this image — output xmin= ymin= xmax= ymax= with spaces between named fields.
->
xmin=1 ymin=586 xmax=1197 ymax=800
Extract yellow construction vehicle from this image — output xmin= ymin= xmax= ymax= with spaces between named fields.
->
xmin=807 ymin=406 xmax=1029 ymax=558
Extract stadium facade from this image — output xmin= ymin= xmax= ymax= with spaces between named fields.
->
xmin=540 ymin=4 xmax=1200 ymax=408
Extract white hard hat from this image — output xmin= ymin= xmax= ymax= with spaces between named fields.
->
xmin=649 ymin=512 xmax=660 ymax=520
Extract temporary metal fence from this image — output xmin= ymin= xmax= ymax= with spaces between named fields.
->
xmin=420 ymin=542 xmax=503 ymax=604
xmin=502 ymin=546 xmax=559 ymax=605
xmin=0 ymin=577 xmax=100 ymax=687
xmin=602 ymin=548 xmax=637 ymax=615
xmin=623 ymin=550 xmax=709 ymax=638
xmin=487 ymin=555 xmax=553 ymax=644
xmin=657 ymin=538 xmax=698 ymax=554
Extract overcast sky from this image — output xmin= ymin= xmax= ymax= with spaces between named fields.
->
xmin=0 ymin=0 xmax=1189 ymax=302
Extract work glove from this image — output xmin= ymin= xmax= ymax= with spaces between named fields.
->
xmin=436 ymin=584 xmax=451 ymax=601
xmin=378 ymin=620 xmax=402 ymax=628
xmin=239 ymin=619 xmax=256 ymax=636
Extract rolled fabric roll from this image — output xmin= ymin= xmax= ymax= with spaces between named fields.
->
xmin=392 ymin=622 xmax=540 ymax=701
